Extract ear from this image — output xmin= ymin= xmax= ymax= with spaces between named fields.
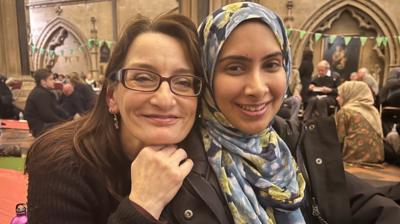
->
xmin=106 ymin=86 xmax=119 ymax=113
xmin=40 ymin=79 xmax=47 ymax=88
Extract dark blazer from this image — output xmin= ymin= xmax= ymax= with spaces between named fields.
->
xmin=24 ymin=86 xmax=68 ymax=137
xmin=273 ymin=116 xmax=400 ymax=224
xmin=27 ymin=119 xmax=400 ymax=223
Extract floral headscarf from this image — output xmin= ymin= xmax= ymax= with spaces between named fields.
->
xmin=198 ymin=2 xmax=305 ymax=224
xmin=338 ymin=81 xmax=383 ymax=137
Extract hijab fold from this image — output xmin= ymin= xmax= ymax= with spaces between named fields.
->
xmin=198 ymin=2 xmax=305 ymax=224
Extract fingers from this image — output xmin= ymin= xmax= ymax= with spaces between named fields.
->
xmin=179 ymin=158 xmax=193 ymax=178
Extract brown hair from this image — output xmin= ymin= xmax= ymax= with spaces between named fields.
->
xmin=25 ymin=13 xmax=203 ymax=199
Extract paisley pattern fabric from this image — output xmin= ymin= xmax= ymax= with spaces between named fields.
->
xmin=198 ymin=2 xmax=305 ymax=224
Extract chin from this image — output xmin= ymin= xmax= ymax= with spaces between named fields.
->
xmin=145 ymin=134 xmax=185 ymax=146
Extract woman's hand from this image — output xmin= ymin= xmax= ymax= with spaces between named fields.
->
xmin=128 ymin=145 xmax=193 ymax=219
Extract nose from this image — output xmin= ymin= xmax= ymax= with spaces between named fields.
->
xmin=244 ymin=69 xmax=268 ymax=98
xmin=150 ymin=81 xmax=176 ymax=109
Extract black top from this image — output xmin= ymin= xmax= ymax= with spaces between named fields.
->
xmin=24 ymin=86 xmax=68 ymax=137
xmin=26 ymin=118 xmax=400 ymax=224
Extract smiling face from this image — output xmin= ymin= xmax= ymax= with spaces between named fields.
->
xmin=213 ymin=21 xmax=286 ymax=134
xmin=108 ymin=32 xmax=198 ymax=159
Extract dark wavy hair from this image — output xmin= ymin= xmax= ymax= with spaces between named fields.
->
xmin=25 ymin=13 xmax=203 ymax=199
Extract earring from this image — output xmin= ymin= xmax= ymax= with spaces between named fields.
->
xmin=112 ymin=113 xmax=119 ymax=130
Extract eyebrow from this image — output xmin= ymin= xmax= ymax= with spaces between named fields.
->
xmin=126 ymin=63 xmax=193 ymax=74
xmin=218 ymin=51 xmax=283 ymax=63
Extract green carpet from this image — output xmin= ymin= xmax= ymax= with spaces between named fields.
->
xmin=0 ymin=157 xmax=25 ymax=171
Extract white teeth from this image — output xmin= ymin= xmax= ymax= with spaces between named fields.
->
xmin=238 ymin=104 xmax=266 ymax=112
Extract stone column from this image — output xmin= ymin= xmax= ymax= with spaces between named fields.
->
xmin=0 ymin=0 xmax=22 ymax=77
xmin=89 ymin=17 xmax=99 ymax=79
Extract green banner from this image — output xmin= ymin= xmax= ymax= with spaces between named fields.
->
xmin=344 ymin=36 xmax=352 ymax=45
xmin=299 ymin=30 xmax=306 ymax=39
xmin=314 ymin=33 xmax=322 ymax=42
xmin=329 ymin=35 xmax=337 ymax=44
xmin=360 ymin=36 xmax=368 ymax=46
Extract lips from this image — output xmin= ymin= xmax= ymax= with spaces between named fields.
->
xmin=236 ymin=102 xmax=269 ymax=117
xmin=143 ymin=114 xmax=180 ymax=126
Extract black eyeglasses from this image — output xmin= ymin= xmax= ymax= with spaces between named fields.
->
xmin=110 ymin=68 xmax=203 ymax=97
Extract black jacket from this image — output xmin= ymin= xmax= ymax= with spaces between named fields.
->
xmin=27 ymin=118 xmax=400 ymax=223
xmin=24 ymin=86 xmax=68 ymax=137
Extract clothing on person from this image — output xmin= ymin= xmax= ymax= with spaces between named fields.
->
xmin=362 ymin=73 xmax=379 ymax=96
xmin=198 ymin=3 xmax=306 ymax=223
xmin=281 ymin=68 xmax=302 ymax=120
xmin=303 ymin=75 xmax=337 ymax=121
xmin=73 ymin=83 xmax=96 ymax=112
xmin=0 ymin=75 xmax=16 ymax=119
xmin=299 ymin=50 xmax=314 ymax=102
xmin=386 ymin=124 xmax=400 ymax=155
xmin=336 ymin=81 xmax=384 ymax=163
xmin=24 ymin=86 xmax=69 ymax=137
xmin=60 ymin=91 xmax=86 ymax=118
xmin=380 ymin=68 xmax=400 ymax=106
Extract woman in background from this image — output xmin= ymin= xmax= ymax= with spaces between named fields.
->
xmin=336 ymin=81 xmax=384 ymax=163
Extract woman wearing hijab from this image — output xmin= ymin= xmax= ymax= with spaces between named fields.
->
xmin=195 ymin=2 xmax=400 ymax=224
xmin=336 ymin=81 xmax=384 ymax=163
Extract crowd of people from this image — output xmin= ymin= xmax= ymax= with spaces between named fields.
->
xmin=0 ymin=1 xmax=399 ymax=223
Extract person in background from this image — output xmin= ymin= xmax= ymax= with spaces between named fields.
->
xmin=299 ymin=49 xmax=314 ymax=102
xmin=68 ymin=71 xmax=96 ymax=113
xmin=336 ymin=81 xmax=384 ymax=164
xmin=357 ymin=67 xmax=379 ymax=96
xmin=386 ymin=123 xmax=400 ymax=156
xmin=25 ymin=13 xmax=204 ymax=223
xmin=279 ymin=68 xmax=302 ymax=120
xmin=85 ymin=72 xmax=98 ymax=90
xmin=24 ymin=69 xmax=69 ymax=137
xmin=0 ymin=74 xmax=16 ymax=119
xmin=380 ymin=68 xmax=400 ymax=134
xmin=349 ymin=71 xmax=358 ymax=80
xmin=303 ymin=60 xmax=338 ymax=121
xmin=198 ymin=2 xmax=400 ymax=223
xmin=60 ymin=83 xmax=85 ymax=119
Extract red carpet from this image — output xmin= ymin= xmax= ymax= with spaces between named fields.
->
xmin=0 ymin=169 xmax=27 ymax=224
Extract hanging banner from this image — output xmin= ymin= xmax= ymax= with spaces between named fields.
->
xmin=329 ymin=35 xmax=337 ymax=44
xmin=106 ymin=41 xmax=113 ymax=49
xmin=286 ymin=28 xmax=292 ymax=37
xmin=39 ymin=48 xmax=45 ymax=56
xmin=299 ymin=30 xmax=306 ymax=39
xmin=314 ymin=33 xmax=322 ymax=42
xmin=360 ymin=36 xmax=368 ymax=46
xmin=376 ymin=36 xmax=384 ymax=46
xmin=344 ymin=36 xmax=352 ymax=46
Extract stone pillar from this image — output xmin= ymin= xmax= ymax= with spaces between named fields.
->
xmin=0 ymin=0 xmax=22 ymax=77
xmin=89 ymin=17 xmax=99 ymax=79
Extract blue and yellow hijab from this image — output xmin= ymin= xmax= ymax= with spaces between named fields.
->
xmin=198 ymin=2 xmax=305 ymax=224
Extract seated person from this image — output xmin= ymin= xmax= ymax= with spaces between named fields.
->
xmin=336 ymin=81 xmax=384 ymax=164
xmin=279 ymin=68 xmax=302 ymax=120
xmin=0 ymin=74 xmax=16 ymax=119
xmin=380 ymin=68 xmax=400 ymax=107
xmin=24 ymin=69 xmax=69 ymax=137
xmin=386 ymin=123 xmax=400 ymax=156
xmin=303 ymin=60 xmax=337 ymax=121
xmin=380 ymin=68 xmax=400 ymax=134
xmin=60 ymin=83 xmax=85 ymax=119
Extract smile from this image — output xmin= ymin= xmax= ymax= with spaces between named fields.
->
xmin=236 ymin=102 xmax=269 ymax=117
xmin=237 ymin=103 xmax=267 ymax=112
xmin=143 ymin=114 xmax=180 ymax=126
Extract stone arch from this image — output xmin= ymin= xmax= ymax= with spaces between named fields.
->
xmin=32 ymin=17 xmax=92 ymax=73
xmin=291 ymin=0 xmax=399 ymax=82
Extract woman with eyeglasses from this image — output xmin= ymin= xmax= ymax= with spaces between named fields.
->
xmin=25 ymin=14 xmax=204 ymax=223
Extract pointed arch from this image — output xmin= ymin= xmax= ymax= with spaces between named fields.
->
xmin=32 ymin=16 xmax=92 ymax=71
xmin=291 ymin=0 xmax=399 ymax=75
